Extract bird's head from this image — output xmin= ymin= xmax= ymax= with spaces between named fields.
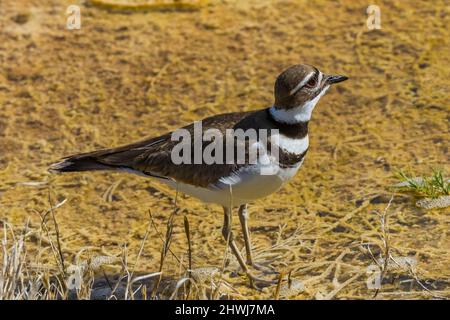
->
xmin=271 ymin=64 xmax=348 ymax=123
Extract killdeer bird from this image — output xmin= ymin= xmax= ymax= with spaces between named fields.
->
xmin=50 ymin=64 xmax=347 ymax=287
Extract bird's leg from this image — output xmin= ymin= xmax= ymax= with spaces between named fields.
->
xmin=238 ymin=204 xmax=253 ymax=265
xmin=222 ymin=206 xmax=248 ymax=272
xmin=238 ymin=204 xmax=278 ymax=275
xmin=222 ymin=207 xmax=276 ymax=288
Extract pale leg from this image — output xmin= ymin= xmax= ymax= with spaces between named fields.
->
xmin=222 ymin=206 xmax=276 ymax=287
xmin=238 ymin=204 xmax=254 ymax=265
xmin=237 ymin=204 xmax=277 ymax=274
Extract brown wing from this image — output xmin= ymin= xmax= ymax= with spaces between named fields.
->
xmin=50 ymin=111 xmax=261 ymax=187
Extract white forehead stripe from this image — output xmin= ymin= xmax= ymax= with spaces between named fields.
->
xmin=315 ymin=72 xmax=323 ymax=90
xmin=289 ymin=71 xmax=315 ymax=96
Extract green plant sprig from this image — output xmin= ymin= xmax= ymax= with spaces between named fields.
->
xmin=395 ymin=169 xmax=449 ymax=198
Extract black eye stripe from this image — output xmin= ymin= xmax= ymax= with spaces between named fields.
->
xmin=290 ymin=69 xmax=320 ymax=95
xmin=308 ymin=76 xmax=317 ymax=85
xmin=304 ymin=72 xmax=318 ymax=88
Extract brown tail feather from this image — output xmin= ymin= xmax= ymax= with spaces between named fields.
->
xmin=48 ymin=156 xmax=116 ymax=173
xmin=49 ymin=135 xmax=167 ymax=174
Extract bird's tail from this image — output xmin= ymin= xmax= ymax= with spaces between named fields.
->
xmin=48 ymin=154 xmax=114 ymax=173
xmin=49 ymin=136 xmax=165 ymax=174
xmin=48 ymin=145 xmax=132 ymax=173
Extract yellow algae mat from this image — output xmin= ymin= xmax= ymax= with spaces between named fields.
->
xmin=0 ymin=0 xmax=448 ymax=299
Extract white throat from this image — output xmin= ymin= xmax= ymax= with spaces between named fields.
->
xmin=269 ymin=85 xmax=330 ymax=124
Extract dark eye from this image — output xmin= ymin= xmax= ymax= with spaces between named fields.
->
xmin=305 ymin=76 xmax=317 ymax=88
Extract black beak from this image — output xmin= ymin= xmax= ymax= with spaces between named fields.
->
xmin=325 ymin=74 xmax=348 ymax=85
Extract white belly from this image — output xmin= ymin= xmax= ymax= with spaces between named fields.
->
xmin=154 ymin=135 xmax=308 ymax=207
xmin=158 ymin=160 xmax=304 ymax=207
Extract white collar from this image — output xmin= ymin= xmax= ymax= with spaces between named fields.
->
xmin=269 ymin=85 xmax=329 ymax=124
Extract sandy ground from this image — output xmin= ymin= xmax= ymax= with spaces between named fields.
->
xmin=0 ymin=0 xmax=449 ymax=299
